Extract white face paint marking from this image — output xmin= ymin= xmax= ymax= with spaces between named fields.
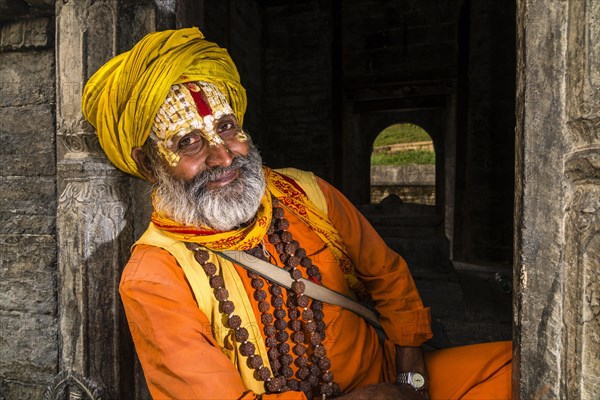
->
xmin=150 ymin=82 xmax=235 ymax=166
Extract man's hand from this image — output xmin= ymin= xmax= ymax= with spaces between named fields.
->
xmin=334 ymin=383 xmax=425 ymax=400
xmin=395 ymin=345 xmax=430 ymax=399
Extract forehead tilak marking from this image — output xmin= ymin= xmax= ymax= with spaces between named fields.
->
xmin=151 ymin=83 xmax=233 ymax=166
xmin=191 ymin=82 xmax=247 ymax=142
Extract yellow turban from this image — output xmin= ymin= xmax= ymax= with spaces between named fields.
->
xmin=82 ymin=27 xmax=247 ymax=179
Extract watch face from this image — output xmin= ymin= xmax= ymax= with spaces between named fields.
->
xmin=410 ymin=373 xmax=425 ymax=389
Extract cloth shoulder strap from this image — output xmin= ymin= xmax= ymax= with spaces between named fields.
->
xmin=219 ymin=250 xmax=382 ymax=330
xmin=134 ymin=223 xmax=270 ymax=394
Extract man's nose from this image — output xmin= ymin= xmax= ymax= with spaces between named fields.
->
xmin=205 ymin=142 xmax=234 ymax=167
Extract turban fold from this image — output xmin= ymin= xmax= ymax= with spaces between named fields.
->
xmin=82 ymin=27 xmax=247 ymax=179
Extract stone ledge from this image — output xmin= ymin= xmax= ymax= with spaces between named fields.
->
xmin=371 ymin=165 xmax=435 ymax=185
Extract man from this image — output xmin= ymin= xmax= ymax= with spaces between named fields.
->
xmin=82 ymin=28 xmax=511 ymax=399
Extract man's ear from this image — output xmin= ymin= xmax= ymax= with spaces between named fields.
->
xmin=131 ymin=147 xmax=158 ymax=184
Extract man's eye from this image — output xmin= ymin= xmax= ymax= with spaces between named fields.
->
xmin=217 ymin=122 xmax=235 ymax=133
xmin=178 ymin=134 xmax=201 ymax=150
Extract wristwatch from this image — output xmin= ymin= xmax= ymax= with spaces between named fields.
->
xmin=396 ymin=372 xmax=426 ymax=391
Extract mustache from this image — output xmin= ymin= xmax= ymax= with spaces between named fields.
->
xmin=184 ymin=151 xmax=258 ymax=195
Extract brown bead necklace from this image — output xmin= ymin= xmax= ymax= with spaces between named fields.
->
xmin=186 ymin=197 xmax=341 ymax=399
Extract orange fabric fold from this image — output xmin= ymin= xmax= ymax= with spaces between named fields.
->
xmin=425 ymin=341 xmax=512 ymax=399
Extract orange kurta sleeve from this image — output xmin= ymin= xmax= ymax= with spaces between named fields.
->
xmin=120 ymin=244 xmax=306 ymax=400
xmin=317 ymin=178 xmax=432 ymax=347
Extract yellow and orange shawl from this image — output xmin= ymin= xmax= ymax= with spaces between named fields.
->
xmin=136 ymin=168 xmax=364 ymax=393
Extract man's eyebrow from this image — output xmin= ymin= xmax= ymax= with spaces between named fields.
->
xmin=217 ymin=114 xmax=237 ymax=123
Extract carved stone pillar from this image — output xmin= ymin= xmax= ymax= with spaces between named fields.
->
xmin=51 ymin=1 xmax=174 ymax=398
xmin=515 ymin=0 xmax=599 ymax=399
xmin=563 ymin=0 xmax=600 ymax=397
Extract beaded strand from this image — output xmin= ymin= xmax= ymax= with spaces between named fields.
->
xmin=185 ymin=197 xmax=341 ymax=398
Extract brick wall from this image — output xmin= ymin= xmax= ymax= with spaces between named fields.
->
xmin=0 ymin=10 xmax=58 ymax=400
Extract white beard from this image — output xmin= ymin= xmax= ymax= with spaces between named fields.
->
xmin=153 ymin=144 xmax=266 ymax=231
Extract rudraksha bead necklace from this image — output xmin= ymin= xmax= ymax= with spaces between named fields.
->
xmin=186 ymin=197 xmax=341 ymax=399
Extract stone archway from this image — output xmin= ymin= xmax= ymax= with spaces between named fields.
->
xmin=370 ymin=123 xmax=436 ymax=205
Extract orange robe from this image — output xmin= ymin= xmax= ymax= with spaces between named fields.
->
xmin=120 ymin=178 xmax=511 ymax=399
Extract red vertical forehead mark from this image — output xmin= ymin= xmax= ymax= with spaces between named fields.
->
xmin=187 ymin=86 xmax=213 ymax=117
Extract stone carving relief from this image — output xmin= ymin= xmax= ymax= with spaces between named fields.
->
xmin=0 ymin=17 xmax=50 ymax=50
xmin=56 ymin=176 xmax=134 ymax=397
xmin=58 ymin=178 xmax=130 ymax=234
xmin=43 ymin=370 xmax=107 ymax=400
xmin=567 ymin=0 xmax=600 ymax=144
xmin=57 ymin=131 xmax=104 ymax=157
xmin=564 ymin=148 xmax=600 ymax=398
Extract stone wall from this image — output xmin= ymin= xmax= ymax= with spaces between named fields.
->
xmin=371 ymin=165 xmax=436 ymax=204
xmin=0 ymin=4 xmax=57 ymax=399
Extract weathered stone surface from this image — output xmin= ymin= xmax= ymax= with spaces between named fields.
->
xmin=0 ymin=0 xmax=29 ymax=21
xmin=371 ymin=165 xmax=435 ymax=185
xmin=25 ymin=0 xmax=54 ymax=9
xmin=0 ymin=50 xmax=54 ymax=107
xmin=0 ymin=104 xmax=53 ymax=136
xmin=0 ymin=176 xmax=55 ymax=214
xmin=0 ymin=234 xmax=56 ymax=314
xmin=0 ymin=311 xmax=57 ymax=382
xmin=0 ymin=104 xmax=55 ymax=176
xmin=515 ymin=0 xmax=600 ymax=398
xmin=0 ymin=177 xmax=55 ymax=235
xmin=0 ymin=212 xmax=55 ymax=236
xmin=0 ymin=18 xmax=52 ymax=51
xmin=0 ymin=379 xmax=45 ymax=400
